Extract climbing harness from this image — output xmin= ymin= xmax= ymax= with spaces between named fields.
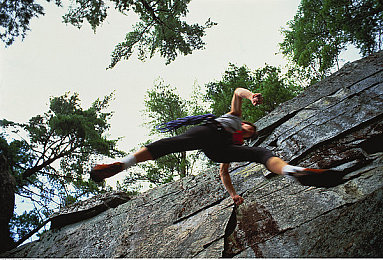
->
xmin=156 ymin=113 xmax=216 ymax=133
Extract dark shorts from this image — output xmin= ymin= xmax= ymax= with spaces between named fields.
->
xmin=145 ymin=122 xmax=275 ymax=165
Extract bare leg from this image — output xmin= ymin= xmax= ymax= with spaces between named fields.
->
xmin=133 ymin=147 xmax=154 ymax=163
xmin=265 ymin=156 xmax=288 ymax=175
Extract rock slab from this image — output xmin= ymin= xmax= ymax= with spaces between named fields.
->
xmin=2 ymin=51 xmax=383 ymax=258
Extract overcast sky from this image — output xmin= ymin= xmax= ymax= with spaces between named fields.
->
xmin=0 ymin=0 xmax=361 ymax=187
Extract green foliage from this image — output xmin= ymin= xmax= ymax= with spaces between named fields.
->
xmin=0 ymin=0 xmax=62 ymax=46
xmin=143 ymin=81 xmax=188 ymax=137
xmin=280 ymin=0 xmax=383 ymax=79
xmin=1 ymin=92 xmax=123 ymax=242
xmin=205 ymin=64 xmax=254 ymax=120
xmin=9 ymin=209 xmax=41 ymax=239
xmin=205 ymin=64 xmax=302 ymax=123
xmin=115 ymin=179 xmax=141 ymax=196
xmin=0 ymin=0 xmax=216 ymax=67
xmin=253 ymin=66 xmax=301 ymax=118
xmin=107 ymin=0 xmax=217 ymax=68
xmin=122 ymin=80 xmax=208 ymax=188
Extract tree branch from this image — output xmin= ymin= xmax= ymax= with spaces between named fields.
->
xmin=13 ymin=218 xmax=50 ymax=249
xmin=16 ymin=189 xmax=60 ymax=208
xmin=139 ymin=0 xmax=164 ymax=25
xmin=38 ymin=170 xmax=78 ymax=181
xmin=22 ymin=145 xmax=78 ymax=179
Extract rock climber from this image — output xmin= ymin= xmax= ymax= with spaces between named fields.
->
xmin=90 ymin=88 xmax=329 ymax=205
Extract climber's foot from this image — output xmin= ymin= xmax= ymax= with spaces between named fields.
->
xmin=285 ymin=168 xmax=345 ymax=187
xmin=90 ymin=162 xmax=124 ymax=182
xmin=286 ymin=168 xmax=330 ymax=178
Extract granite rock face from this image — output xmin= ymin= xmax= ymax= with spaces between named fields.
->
xmin=49 ymin=191 xmax=131 ymax=229
xmin=2 ymin=51 xmax=383 ymax=258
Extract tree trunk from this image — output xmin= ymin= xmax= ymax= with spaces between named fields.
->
xmin=180 ymin=151 xmax=187 ymax=178
xmin=0 ymin=155 xmax=16 ymax=253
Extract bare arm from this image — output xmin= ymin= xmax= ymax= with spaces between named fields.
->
xmin=219 ymin=163 xmax=244 ymax=205
xmin=229 ymin=88 xmax=263 ymax=117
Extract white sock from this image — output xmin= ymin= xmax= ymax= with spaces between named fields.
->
xmin=121 ymin=154 xmax=137 ymax=170
xmin=282 ymin=165 xmax=305 ymax=176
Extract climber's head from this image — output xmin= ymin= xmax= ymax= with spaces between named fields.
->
xmin=241 ymin=121 xmax=258 ymax=139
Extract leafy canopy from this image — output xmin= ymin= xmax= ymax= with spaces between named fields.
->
xmin=205 ymin=64 xmax=302 ymax=123
xmin=280 ymin=0 xmax=383 ymax=79
xmin=0 ymin=0 xmax=62 ymax=46
xmin=1 ymin=92 xmax=122 ymax=244
xmin=0 ymin=0 xmax=216 ymax=67
xmin=105 ymin=0 xmax=217 ymax=68
xmin=119 ymin=81 xmax=208 ymax=189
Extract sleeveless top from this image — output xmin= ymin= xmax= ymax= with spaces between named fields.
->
xmin=215 ymin=113 xmax=242 ymax=133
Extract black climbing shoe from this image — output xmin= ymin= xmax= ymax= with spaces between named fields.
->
xmin=287 ymin=168 xmax=346 ymax=188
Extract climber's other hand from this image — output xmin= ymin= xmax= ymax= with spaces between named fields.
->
xmin=232 ymin=194 xmax=244 ymax=205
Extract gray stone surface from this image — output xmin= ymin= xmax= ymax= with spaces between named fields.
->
xmin=2 ymin=51 xmax=383 ymax=258
xmin=50 ymin=191 xmax=131 ymax=229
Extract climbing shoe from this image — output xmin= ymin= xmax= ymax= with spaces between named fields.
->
xmin=90 ymin=162 xmax=124 ymax=182
xmin=286 ymin=168 xmax=328 ymax=178
xmin=287 ymin=168 xmax=345 ymax=188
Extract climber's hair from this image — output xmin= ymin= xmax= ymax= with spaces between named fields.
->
xmin=242 ymin=121 xmax=258 ymax=139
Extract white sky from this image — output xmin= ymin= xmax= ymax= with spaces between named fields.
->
xmin=0 ymin=0 xmax=361 ymax=187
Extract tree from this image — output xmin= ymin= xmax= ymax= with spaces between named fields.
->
xmin=0 ymin=0 xmax=61 ymax=46
xmin=280 ymin=0 xmax=383 ymax=79
xmin=105 ymin=0 xmax=217 ymax=68
xmin=205 ymin=64 xmax=302 ymax=124
xmin=120 ymin=81 xmax=208 ymax=189
xmin=0 ymin=92 xmax=123 ymax=250
xmin=0 ymin=0 xmax=216 ymax=67
xmin=205 ymin=64 xmax=255 ymax=120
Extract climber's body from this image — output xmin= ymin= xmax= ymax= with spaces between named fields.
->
xmin=90 ymin=88 xmax=329 ymax=206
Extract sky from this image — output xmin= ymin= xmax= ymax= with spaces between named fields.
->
xmin=0 ymin=0 xmax=361 ymax=188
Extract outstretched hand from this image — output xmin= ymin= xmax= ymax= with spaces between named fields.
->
xmin=251 ymin=93 xmax=263 ymax=106
xmin=232 ymin=194 xmax=244 ymax=206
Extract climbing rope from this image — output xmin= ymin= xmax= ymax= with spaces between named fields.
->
xmin=156 ymin=113 xmax=216 ymax=133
